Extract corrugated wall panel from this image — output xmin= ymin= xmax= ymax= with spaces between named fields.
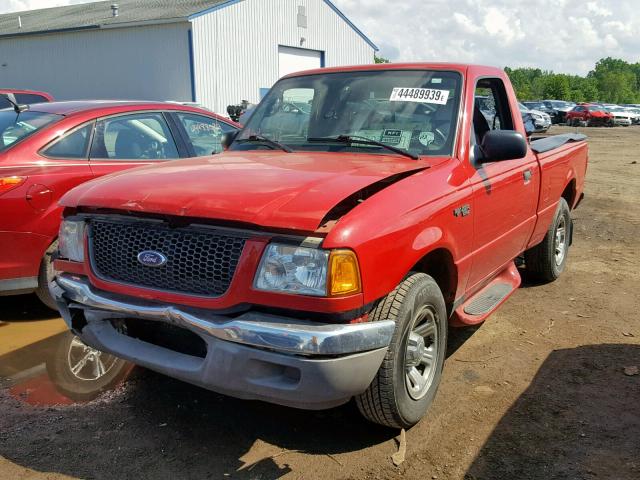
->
xmin=191 ymin=0 xmax=374 ymax=114
xmin=0 ymin=23 xmax=192 ymax=102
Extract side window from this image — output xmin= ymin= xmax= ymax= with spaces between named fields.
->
xmin=90 ymin=113 xmax=179 ymax=160
xmin=176 ymin=113 xmax=235 ymax=156
xmin=472 ymin=78 xmax=514 ymax=145
xmin=42 ymin=123 xmax=93 ymax=159
xmin=15 ymin=93 xmax=49 ymax=104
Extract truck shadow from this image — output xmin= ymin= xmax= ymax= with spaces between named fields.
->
xmin=465 ymin=343 xmax=640 ymax=480
xmin=0 ymin=366 xmax=393 ymax=479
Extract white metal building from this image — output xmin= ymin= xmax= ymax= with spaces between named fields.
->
xmin=0 ymin=0 xmax=377 ymax=114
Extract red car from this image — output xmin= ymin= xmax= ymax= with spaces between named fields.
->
xmin=0 ymin=101 xmax=240 ymax=308
xmin=566 ymin=103 xmax=613 ymax=127
xmin=0 ymin=89 xmax=54 ymax=107
xmin=53 ymin=64 xmax=587 ymax=428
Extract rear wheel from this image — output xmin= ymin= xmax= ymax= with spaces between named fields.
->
xmin=356 ymin=273 xmax=447 ymax=429
xmin=35 ymin=241 xmax=58 ymax=311
xmin=525 ymin=197 xmax=571 ymax=282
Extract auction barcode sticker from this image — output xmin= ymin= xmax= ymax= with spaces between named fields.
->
xmin=389 ymin=87 xmax=449 ymax=105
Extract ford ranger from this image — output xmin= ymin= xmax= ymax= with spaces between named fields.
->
xmin=52 ymin=64 xmax=587 ymax=428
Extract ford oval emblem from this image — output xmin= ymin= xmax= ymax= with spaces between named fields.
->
xmin=137 ymin=250 xmax=167 ymax=268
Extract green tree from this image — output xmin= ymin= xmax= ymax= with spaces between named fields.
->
xmin=543 ymin=75 xmax=571 ymax=100
xmin=505 ymin=57 xmax=640 ymax=103
xmin=374 ymin=55 xmax=390 ymax=64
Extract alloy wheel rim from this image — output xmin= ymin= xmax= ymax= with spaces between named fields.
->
xmin=554 ymin=216 xmax=567 ymax=266
xmin=67 ymin=336 xmax=117 ymax=381
xmin=404 ymin=305 xmax=439 ymax=400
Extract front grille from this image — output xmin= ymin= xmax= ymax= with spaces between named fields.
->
xmin=89 ymin=218 xmax=246 ymax=296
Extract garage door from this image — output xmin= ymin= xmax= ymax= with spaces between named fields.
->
xmin=278 ymin=46 xmax=323 ymax=78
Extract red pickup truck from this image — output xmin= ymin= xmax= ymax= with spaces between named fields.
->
xmin=52 ymin=64 xmax=587 ymax=428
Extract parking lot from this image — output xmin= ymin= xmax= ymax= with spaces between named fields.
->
xmin=0 ymin=124 xmax=637 ymax=479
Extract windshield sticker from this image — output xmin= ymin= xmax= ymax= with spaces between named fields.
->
xmin=351 ymin=130 xmax=383 ymax=144
xmin=354 ymin=129 xmax=412 ymax=150
xmin=381 ymin=129 xmax=402 ymax=145
xmin=390 ymin=88 xmax=449 ymax=105
xmin=418 ymin=131 xmax=435 ymax=147
xmin=382 ymin=129 xmax=411 ymax=149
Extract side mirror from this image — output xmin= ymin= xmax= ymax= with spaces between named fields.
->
xmin=478 ymin=130 xmax=527 ymax=162
xmin=220 ymin=130 xmax=239 ymax=151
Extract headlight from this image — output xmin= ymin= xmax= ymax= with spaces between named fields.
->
xmin=254 ymin=243 xmax=361 ymax=297
xmin=532 ymin=113 xmax=542 ymax=120
xmin=59 ymin=220 xmax=86 ymax=262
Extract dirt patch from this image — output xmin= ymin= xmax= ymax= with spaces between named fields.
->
xmin=1 ymin=126 xmax=639 ymax=479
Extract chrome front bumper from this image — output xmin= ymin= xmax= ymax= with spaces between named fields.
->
xmin=54 ymin=275 xmax=394 ymax=356
xmin=52 ymin=275 xmax=394 ymax=409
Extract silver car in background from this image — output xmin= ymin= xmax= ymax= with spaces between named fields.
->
xmin=518 ymin=102 xmax=552 ymax=133
xmin=606 ymin=105 xmax=636 ymax=126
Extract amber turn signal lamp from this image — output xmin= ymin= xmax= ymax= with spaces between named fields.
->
xmin=0 ymin=176 xmax=27 ymax=196
xmin=329 ymin=249 xmax=361 ymax=296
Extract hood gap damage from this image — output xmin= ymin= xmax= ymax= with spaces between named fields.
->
xmin=317 ymin=167 xmax=429 ymax=231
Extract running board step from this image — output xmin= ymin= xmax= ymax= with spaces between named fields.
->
xmin=463 ymin=283 xmax=512 ymax=315
xmin=451 ymin=262 xmax=521 ymax=326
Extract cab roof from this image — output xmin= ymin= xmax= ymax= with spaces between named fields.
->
xmin=282 ymin=62 xmax=505 ymax=79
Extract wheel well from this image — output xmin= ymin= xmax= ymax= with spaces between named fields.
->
xmin=561 ymin=179 xmax=576 ymax=209
xmin=411 ymin=248 xmax=457 ymax=314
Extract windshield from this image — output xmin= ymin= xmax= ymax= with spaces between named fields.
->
xmin=0 ymin=110 xmax=62 ymax=152
xmin=234 ymin=69 xmax=462 ymax=157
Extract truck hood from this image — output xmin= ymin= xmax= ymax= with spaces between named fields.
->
xmin=61 ymin=151 xmax=428 ymax=232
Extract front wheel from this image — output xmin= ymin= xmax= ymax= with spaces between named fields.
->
xmin=356 ymin=273 xmax=447 ymax=429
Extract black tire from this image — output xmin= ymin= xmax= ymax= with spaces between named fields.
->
xmin=35 ymin=241 xmax=58 ymax=311
xmin=356 ymin=273 xmax=447 ymax=429
xmin=46 ymin=331 xmax=131 ymax=401
xmin=525 ymin=197 xmax=571 ymax=282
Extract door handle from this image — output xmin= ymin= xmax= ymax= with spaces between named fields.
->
xmin=523 ymin=169 xmax=532 ymax=183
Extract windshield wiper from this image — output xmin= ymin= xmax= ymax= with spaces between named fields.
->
xmin=307 ymin=135 xmax=419 ymax=160
xmin=236 ymin=134 xmax=292 ymax=153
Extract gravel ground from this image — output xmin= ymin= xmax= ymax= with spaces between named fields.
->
xmin=1 ymin=125 xmax=638 ymax=480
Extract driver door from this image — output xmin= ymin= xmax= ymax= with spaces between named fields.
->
xmin=89 ymin=112 xmax=182 ymax=177
xmin=467 ymin=78 xmax=540 ymax=288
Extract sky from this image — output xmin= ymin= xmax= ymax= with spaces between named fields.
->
xmin=1 ymin=0 xmax=638 ymax=76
